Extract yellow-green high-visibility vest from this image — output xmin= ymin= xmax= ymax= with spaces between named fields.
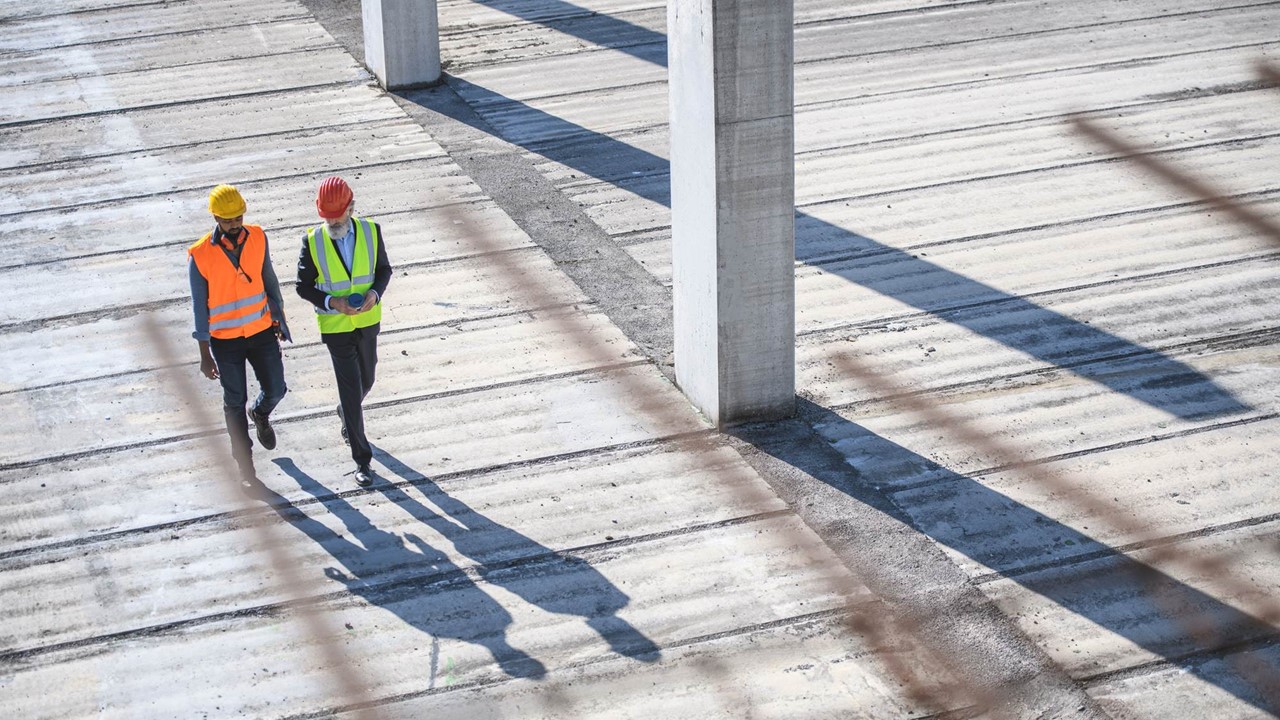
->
xmin=307 ymin=217 xmax=382 ymax=334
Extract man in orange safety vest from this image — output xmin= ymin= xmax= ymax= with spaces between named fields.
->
xmin=188 ymin=184 xmax=291 ymax=492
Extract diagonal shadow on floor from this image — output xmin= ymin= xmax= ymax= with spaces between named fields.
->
xmin=411 ymin=75 xmax=1250 ymax=422
xmin=740 ymin=398 xmax=1280 ymax=714
xmin=396 ymin=76 xmax=1277 ymax=710
xmin=270 ymin=457 xmax=547 ymax=680
xmin=384 ymin=5 xmax=1272 ymax=708
xmin=267 ymin=455 xmax=660 ymax=682
xmin=371 ymin=445 xmax=662 ymax=663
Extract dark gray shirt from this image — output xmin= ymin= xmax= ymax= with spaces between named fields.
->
xmin=189 ymin=226 xmax=289 ymax=342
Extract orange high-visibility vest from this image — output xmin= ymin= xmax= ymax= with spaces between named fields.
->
xmin=188 ymin=225 xmax=274 ymax=340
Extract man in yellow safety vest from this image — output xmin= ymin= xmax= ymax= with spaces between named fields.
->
xmin=295 ymin=176 xmax=393 ymax=488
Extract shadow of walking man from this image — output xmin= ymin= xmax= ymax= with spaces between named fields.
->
xmin=372 ymin=445 xmax=662 ymax=663
xmin=270 ymin=457 xmax=547 ymax=681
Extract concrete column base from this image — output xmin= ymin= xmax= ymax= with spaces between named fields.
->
xmin=361 ymin=0 xmax=441 ymax=90
xmin=669 ymin=0 xmax=796 ymax=428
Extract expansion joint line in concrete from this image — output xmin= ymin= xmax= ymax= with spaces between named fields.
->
xmin=13 ymin=44 xmax=345 ymax=87
xmin=799 ymin=251 xmax=1280 ymax=343
xmin=793 ymin=39 xmax=1280 ymax=115
xmin=883 ymin=412 xmax=1280 ymax=499
xmin=0 ymin=0 xmax=172 ymax=25
xmin=0 ymin=154 xmax=451 ymax=221
xmin=0 ymin=300 xmax=582 ymax=398
xmin=0 ymin=77 xmax=374 ymax=131
xmin=792 ymin=0 xmax=1007 ymax=29
xmin=797 ymin=85 xmax=1272 ymax=165
xmin=0 ymin=359 xmax=655 ymax=473
xmin=0 ymin=14 xmax=316 ymax=56
xmin=0 ymin=431 xmax=716 ymax=564
xmin=284 ymin=606 xmax=859 ymax=720
xmin=792 ymin=132 xmax=1280 ymax=210
xmin=0 ymin=115 xmax=416 ymax=176
xmin=1079 ymin=632 xmax=1280 ymax=688
xmin=798 ymin=0 xmax=1280 ymax=66
xmin=972 ymin=511 xmax=1280 ymax=586
xmin=550 ymin=104 xmax=1280 ymax=215
xmin=0 ymin=509 xmax=792 ymax=665
xmin=815 ymin=326 xmax=1280 ymax=417
xmin=800 ymin=186 xmax=1280 ymax=271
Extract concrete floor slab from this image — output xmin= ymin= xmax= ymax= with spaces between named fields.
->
xmin=3 ymin=48 xmax=368 ymax=125
xmin=2 ymin=514 xmax=857 ymax=719
xmin=0 ymin=0 xmax=307 ymax=53
xmin=1086 ymin=642 xmax=1280 ymax=719
xmin=0 ymin=19 xmax=338 ymax=86
xmin=1 ymin=442 xmax=785 ymax=652
xmin=0 ymin=84 xmax=405 ymax=168
xmin=9 ymin=0 xmax=1280 ymax=716
xmin=980 ymin=521 xmax=1280 ymax=679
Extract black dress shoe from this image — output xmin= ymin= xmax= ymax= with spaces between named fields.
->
xmin=355 ymin=464 xmax=374 ymax=487
xmin=249 ymin=407 xmax=277 ymax=450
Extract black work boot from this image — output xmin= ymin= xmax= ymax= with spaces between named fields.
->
xmin=249 ymin=406 xmax=277 ymax=450
xmin=355 ymin=463 xmax=374 ymax=488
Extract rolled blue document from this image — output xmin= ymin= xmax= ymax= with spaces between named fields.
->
xmin=346 ymin=292 xmax=364 ymax=308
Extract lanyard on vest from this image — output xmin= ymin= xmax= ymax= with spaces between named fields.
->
xmin=215 ymin=228 xmax=254 ymax=283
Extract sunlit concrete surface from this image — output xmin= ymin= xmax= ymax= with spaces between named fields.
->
xmin=3 ymin=0 xmax=1279 ymax=718
xmin=425 ymin=0 xmax=1280 ymax=715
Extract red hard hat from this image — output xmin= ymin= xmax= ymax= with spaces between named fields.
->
xmin=316 ymin=176 xmax=353 ymax=219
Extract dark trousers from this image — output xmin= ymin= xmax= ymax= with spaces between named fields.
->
xmin=210 ymin=328 xmax=287 ymax=474
xmin=323 ymin=323 xmax=379 ymax=466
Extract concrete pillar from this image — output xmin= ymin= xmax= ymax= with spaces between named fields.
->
xmin=361 ymin=0 xmax=441 ymax=89
xmin=669 ymin=0 xmax=796 ymax=427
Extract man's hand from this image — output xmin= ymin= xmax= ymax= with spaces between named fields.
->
xmin=200 ymin=356 xmax=219 ymax=379
xmin=198 ymin=341 xmax=219 ymax=380
xmin=357 ymin=290 xmax=378 ymax=313
xmin=275 ymin=310 xmax=290 ymax=341
xmin=332 ymin=296 xmax=359 ymax=316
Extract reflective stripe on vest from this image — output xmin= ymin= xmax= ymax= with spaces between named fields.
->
xmin=210 ymin=303 xmax=269 ymax=331
xmin=307 ymin=217 xmax=382 ymax=333
xmin=188 ymin=226 xmax=275 ymax=340
xmin=209 ymin=292 xmax=267 ymax=318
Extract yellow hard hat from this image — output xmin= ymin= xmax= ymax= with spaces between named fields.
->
xmin=208 ymin=184 xmax=246 ymax=218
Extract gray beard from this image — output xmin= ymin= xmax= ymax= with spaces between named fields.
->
xmin=327 ymin=221 xmax=350 ymax=238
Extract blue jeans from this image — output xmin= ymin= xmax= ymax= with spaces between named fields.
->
xmin=210 ymin=328 xmax=287 ymax=473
